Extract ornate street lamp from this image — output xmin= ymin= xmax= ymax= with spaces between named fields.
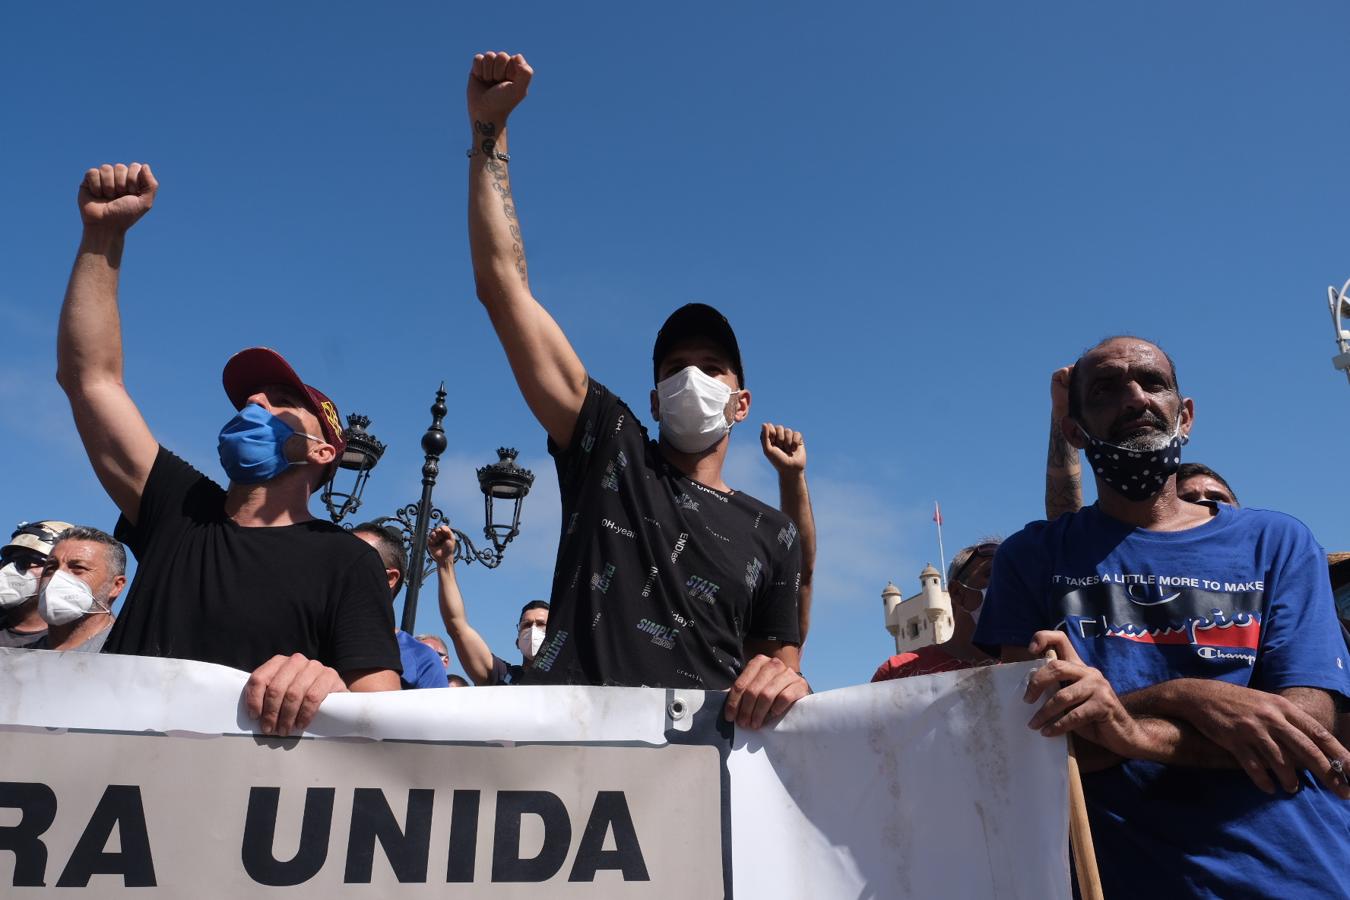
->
xmin=478 ymin=447 xmax=535 ymax=558
xmin=321 ymin=384 xmax=534 ymax=633
xmin=320 ymin=414 xmax=385 ymax=524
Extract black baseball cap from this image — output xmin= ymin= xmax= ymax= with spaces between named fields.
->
xmin=651 ymin=303 xmax=744 ymax=388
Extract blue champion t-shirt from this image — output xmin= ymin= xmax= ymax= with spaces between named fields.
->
xmin=975 ymin=503 xmax=1350 ymax=900
xmin=396 ymin=630 xmax=448 ymax=690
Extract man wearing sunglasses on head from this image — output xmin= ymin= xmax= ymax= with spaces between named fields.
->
xmin=56 ymin=163 xmax=401 ymax=737
xmin=0 ymin=520 xmax=74 ymax=649
xmin=872 ymin=539 xmax=1001 ymax=682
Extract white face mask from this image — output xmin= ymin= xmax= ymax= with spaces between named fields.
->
xmin=38 ymin=569 xmax=108 ymax=626
xmin=656 ymin=366 xmax=740 ymax=454
xmin=0 ymin=562 xmax=40 ymax=610
xmin=517 ymin=623 xmax=546 ymax=661
xmin=967 ymin=587 xmax=986 ymax=626
xmin=953 ymin=581 xmax=987 ymax=626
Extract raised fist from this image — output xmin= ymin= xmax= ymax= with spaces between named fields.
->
xmin=79 ymin=163 xmax=157 ymax=232
xmin=467 ymin=52 xmax=533 ymax=125
xmin=1050 ymin=365 xmax=1073 ymax=422
xmin=761 ymin=423 xmax=806 ymax=475
xmin=427 ymin=524 xmax=459 ymax=568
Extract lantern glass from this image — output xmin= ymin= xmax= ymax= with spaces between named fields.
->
xmin=320 ymin=414 xmax=386 ymax=524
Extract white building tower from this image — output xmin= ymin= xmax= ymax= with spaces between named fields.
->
xmin=882 ymin=564 xmax=954 ymax=655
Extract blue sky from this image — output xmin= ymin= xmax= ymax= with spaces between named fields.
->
xmin=4 ymin=2 xmax=1349 ymax=691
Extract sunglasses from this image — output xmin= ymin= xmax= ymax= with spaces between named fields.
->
xmin=952 ymin=543 xmax=998 ymax=589
xmin=0 ymin=549 xmax=49 ymax=571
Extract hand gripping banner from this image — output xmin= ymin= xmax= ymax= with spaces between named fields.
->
xmin=0 ymin=648 xmax=1068 ymax=897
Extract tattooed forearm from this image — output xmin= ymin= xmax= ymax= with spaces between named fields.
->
xmin=1045 ymin=471 xmax=1082 ymax=520
xmin=1047 ymin=426 xmax=1075 ymax=468
xmin=1046 ymin=416 xmax=1083 ymax=518
xmin=474 ymin=120 xmax=504 ymax=160
xmin=484 ymin=157 xmax=529 ymax=284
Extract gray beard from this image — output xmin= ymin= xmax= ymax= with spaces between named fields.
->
xmin=1117 ymin=428 xmax=1174 ymax=452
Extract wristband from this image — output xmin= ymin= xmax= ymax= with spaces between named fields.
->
xmin=466 ymin=144 xmax=510 ymax=162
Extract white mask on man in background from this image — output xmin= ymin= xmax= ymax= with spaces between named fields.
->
xmin=0 ymin=563 xmax=40 ymax=609
xmin=517 ymin=623 xmax=546 ymax=661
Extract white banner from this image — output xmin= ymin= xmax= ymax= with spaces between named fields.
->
xmin=0 ymin=648 xmax=1068 ymax=897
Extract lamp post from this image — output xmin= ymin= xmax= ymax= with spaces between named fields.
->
xmin=319 ymin=414 xmax=385 ymax=524
xmin=321 ymin=384 xmax=534 ymax=633
xmin=1329 ymin=278 xmax=1350 ymax=385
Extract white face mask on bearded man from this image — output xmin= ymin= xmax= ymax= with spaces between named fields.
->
xmin=38 ymin=569 xmax=110 ymax=626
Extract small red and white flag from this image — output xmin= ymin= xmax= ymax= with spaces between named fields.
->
xmin=932 ymin=501 xmax=943 ymax=526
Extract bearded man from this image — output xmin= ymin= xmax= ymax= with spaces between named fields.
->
xmin=977 ymin=336 xmax=1350 ymax=898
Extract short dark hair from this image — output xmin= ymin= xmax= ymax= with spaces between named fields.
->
xmin=1067 ymin=335 xmax=1181 ymax=421
xmin=1176 ymin=462 xmax=1239 ymax=505
xmin=518 ymin=600 xmax=549 ymax=624
xmin=353 ymin=522 xmax=408 ymax=595
xmin=948 ymin=537 xmax=1002 ymax=586
xmin=53 ymin=526 xmax=126 ymax=577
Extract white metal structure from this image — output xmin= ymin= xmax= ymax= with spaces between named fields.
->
xmin=1329 ymin=278 xmax=1350 ymax=384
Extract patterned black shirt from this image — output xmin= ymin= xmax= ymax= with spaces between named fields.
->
xmin=523 ymin=380 xmax=801 ymax=689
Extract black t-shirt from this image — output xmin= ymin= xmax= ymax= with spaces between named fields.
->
xmin=524 ymin=380 xmax=801 ymax=689
xmin=105 ymin=447 xmax=402 ymax=675
xmin=486 ymin=653 xmax=525 ymax=686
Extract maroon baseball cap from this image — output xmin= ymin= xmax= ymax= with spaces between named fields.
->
xmin=221 ymin=348 xmax=347 ymax=468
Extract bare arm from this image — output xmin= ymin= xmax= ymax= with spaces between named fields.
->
xmin=1119 ymin=679 xmax=1347 ymax=793
xmin=428 ymin=526 xmax=497 ymax=685
xmin=1045 ymin=366 xmax=1083 ymax=520
xmin=1017 ymin=634 xmax=1350 ymax=796
xmin=1016 ymin=639 xmax=1246 ymax=772
xmin=57 ymin=164 xmax=162 ymax=524
xmin=761 ymin=425 xmax=816 ymax=646
xmin=727 ymin=640 xmax=809 ymax=729
xmin=466 ymin=52 xmax=587 ymax=447
xmin=1124 ymin=680 xmax=1338 ymax=732
xmin=344 ymin=669 xmax=401 ymax=692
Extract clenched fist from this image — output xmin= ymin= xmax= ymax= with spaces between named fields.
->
xmin=761 ymin=423 xmax=806 ymax=476
xmin=427 ymin=524 xmax=459 ymax=569
xmin=467 ymin=52 xmax=534 ymax=125
xmin=79 ymin=163 xmax=157 ymax=232
xmin=1050 ymin=365 xmax=1072 ymax=421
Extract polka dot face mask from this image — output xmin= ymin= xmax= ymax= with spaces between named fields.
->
xmin=1082 ymin=423 xmax=1185 ymax=502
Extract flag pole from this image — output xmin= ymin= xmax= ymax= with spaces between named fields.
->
xmin=934 ymin=500 xmax=947 ymax=587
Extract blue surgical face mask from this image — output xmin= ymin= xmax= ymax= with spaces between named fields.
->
xmin=217 ymin=403 xmax=324 ymax=485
